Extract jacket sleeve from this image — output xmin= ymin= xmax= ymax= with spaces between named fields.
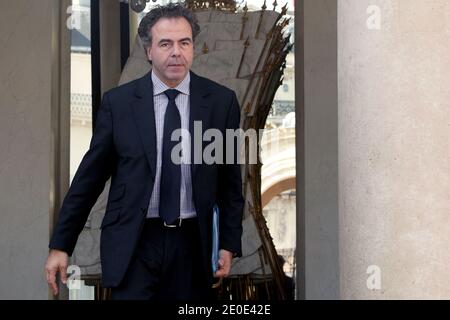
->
xmin=217 ymin=91 xmax=244 ymax=257
xmin=49 ymin=92 xmax=117 ymax=256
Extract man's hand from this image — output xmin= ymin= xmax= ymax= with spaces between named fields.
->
xmin=214 ymin=249 xmax=233 ymax=278
xmin=45 ymin=249 xmax=69 ymax=296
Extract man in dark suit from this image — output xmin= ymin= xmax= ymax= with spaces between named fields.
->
xmin=45 ymin=3 xmax=244 ymax=300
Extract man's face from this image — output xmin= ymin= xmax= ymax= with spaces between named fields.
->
xmin=146 ymin=17 xmax=194 ymax=87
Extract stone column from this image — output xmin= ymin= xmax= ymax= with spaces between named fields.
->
xmin=0 ymin=0 xmax=70 ymax=299
xmin=338 ymin=0 xmax=450 ymax=299
xmin=297 ymin=0 xmax=340 ymax=299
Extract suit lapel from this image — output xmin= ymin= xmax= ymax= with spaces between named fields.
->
xmin=131 ymin=72 xmax=157 ymax=180
xmin=189 ymin=71 xmax=211 ymax=178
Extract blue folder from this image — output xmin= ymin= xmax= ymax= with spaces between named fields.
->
xmin=211 ymin=204 xmax=220 ymax=274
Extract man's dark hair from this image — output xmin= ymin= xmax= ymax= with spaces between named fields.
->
xmin=138 ymin=3 xmax=200 ymax=50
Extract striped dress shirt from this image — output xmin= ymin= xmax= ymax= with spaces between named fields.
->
xmin=146 ymin=71 xmax=197 ymax=219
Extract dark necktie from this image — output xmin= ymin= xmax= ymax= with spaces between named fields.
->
xmin=159 ymin=89 xmax=181 ymax=224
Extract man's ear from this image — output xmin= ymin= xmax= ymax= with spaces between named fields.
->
xmin=146 ymin=47 xmax=151 ymax=59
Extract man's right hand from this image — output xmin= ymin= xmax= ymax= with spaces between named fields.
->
xmin=45 ymin=249 xmax=69 ymax=296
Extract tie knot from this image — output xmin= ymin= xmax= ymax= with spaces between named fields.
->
xmin=164 ymin=89 xmax=180 ymax=101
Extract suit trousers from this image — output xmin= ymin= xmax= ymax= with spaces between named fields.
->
xmin=110 ymin=217 xmax=214 ymax=300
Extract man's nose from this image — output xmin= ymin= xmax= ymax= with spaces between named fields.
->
xmin=171 ymin=43 xmax=181 ymax=56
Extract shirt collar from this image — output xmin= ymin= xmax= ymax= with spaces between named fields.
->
xmin=151 ymin=70 xmax=190 ymax=96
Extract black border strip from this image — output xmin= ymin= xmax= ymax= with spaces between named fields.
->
xmin=91 ymin=0 xmax=101 ymax=129
xmin=120 ymin=2 xmax=130 ymax=71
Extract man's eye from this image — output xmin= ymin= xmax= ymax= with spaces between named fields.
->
xmin=161 ymin=43 xmax=169 ymax=47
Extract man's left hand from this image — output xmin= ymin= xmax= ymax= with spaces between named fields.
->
xmin=214 ymin=249 xmax=233 ymax=278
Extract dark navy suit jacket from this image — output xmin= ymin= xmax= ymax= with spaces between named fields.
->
xmin=49 ymin=71 xmax=244 ymax=288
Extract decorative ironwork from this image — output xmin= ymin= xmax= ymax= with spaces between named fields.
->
xmin=239 ymin=2 xmax=249 ymax=40
xmin=202 ymin=42 xmax=209 ymax=54
xmin=255 ymin=0 xmax=267 ymax=39
xmin=185 ymin=0 xmax=237 ymax=12
xmin=129 ymin=0 xmax=149 ymax=13
xmin=236 ymin=37 xmax=250 ymax=78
